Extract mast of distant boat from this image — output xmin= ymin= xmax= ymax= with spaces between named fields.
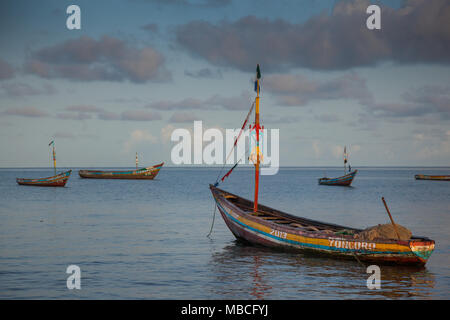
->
xmin=344 ymin=146 xmax=347 ymax=174
xmin=136 ymin=152 xmax=138 ymax=169
xmin=49 ymin=140 xmax=56 ymax=175
xmin=253 ymin=64 xmax=261 ymax=213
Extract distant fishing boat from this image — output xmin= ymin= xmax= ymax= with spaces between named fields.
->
xmin=17 ymin=170 xmax=72 ymax=187
xmin=415 ymin=174 xmax=450 ymax=181
xmin=318 ymin=170 xmax=358 ymax=186
xmin=318 ymin=146 xmax=357 ymax=186
xmin=16 ymin=140 xmax=72 ymax=187
xmin=78 ymin=161 xmax=164 ymax=179
xmin=210 ymin=65 xmax=434 ymax=266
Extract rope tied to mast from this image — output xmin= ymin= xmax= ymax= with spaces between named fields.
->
xmin=214 ymin=100 xmax=255 ymax=186
xmin=208 ymin=99 xmax=255 ymax=237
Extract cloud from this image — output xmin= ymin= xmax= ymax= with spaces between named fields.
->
xmin=211 ymin=91 xmax=253 ymax=110
xmin=98 ymin=110 xmax=163 ymax=121
xmin=169 ymin=111 xmax=201 ymax=123
xmin=367 ymin=85 xmax=450 ymax=119
xmin=102 ymin=97 xmax=142 ymax=104
xmin=330 ymin=144 xmax=360 ymax=160
xmin=309 ymin=141 xmax=361 ymax=161
xmin=54 ymin=105 xmax=163 ymax=122
xmin=66 ymin=105 xmax=105 ymax=113
xmin=147 ymin=91 xmax=252 ymax=111
xmin=314 ymin=114 xmax=340 ymax=122
xmin=312 ymin=141 xmax=321 ymax=158
xmin=140 ymin=0 xmax=231 ymax=7
xmin=264 ymin=114 xmax=301 ymax=124
xmin=331 ymin=145 xmax=344 ymax=159
xmin=53 ymin=131 xmax=99 ymax=140
xmin=53 ymin=131 xmax=76 ymax=139
xmin=56 ymin=105 xmax=104 ymax=120
xmin=124 ymin=129 xmax=158 ymax=152
xmin=175 ymin=0 xmax=450 ymax=71
xmin=0 ymin=120 xmax=13 ymax=127
xmin=2 ymin=106 xmax=48 ymax=118
xmin=410 ymin=128 xmax=450 ymax=160
xmin=141 ymin=23 xmax=159 ymax=33
xmin=184 ymin=68 xmax=223 ymax=79
xmin=120 ymin=110 xmax=162 ymax=121
xmin=56 ymin=112 xmax=92 ymax=120
xmin=0 ymin=58 xmax=14 ymax=80
xmin=148 ymin=97 xmax=209 ymax=110
xmin=161 ymin=124 xmax=176 ymax=142
xmin=0 ymin=83 xmax=57 ymax=98
xmin=97 ymin=111 xmax=121 ymax=120
xmin=25 ymin=35 xmax=171 ymax=83
xmin=264 ymin=73 xmax=449 ymax=125
xmin=264 ymin=72 xmax=372 ymax=106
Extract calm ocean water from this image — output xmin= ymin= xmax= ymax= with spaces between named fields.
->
xmin=0 ymin=167 xmax=449 ymax=299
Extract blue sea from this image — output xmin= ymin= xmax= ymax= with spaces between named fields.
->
xmin=0 ymin=167 xmax=449 ymax=299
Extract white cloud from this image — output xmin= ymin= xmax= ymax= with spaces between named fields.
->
xmin=331 ymin=145 xmax=344 ymax=159
xmin=161 ymin=124 xmax=176 ymax=143
xmin=312 ymin=141 xmax=321 ymax=158
xmin=123 ymin=129 xmax=158 ymax=153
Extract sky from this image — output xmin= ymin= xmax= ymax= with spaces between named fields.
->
xmin=0 ymin=0 xmax=449 ymax=168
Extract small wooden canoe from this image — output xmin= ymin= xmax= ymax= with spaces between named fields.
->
xmin=78 ymin=162 xmax=164 ymax=179
xmin=318 ymin=170 xmax=357 ymax=186
xmin=17 ymin=170 xmax=72 ymax=187
xmin=415 ymin=174 xmax=450 ymax=181
xmin=210 ymin=185 xmax=435 ymax=266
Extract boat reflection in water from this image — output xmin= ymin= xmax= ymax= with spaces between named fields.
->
xmin=209 ymin=242 xmax=435 ymax=299
xmin=250 ymin=255 xmax=273 ymax=299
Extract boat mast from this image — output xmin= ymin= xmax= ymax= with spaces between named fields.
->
xmin=53 ymin=145 xmax=56 ymax=175
xmin=136 ymin=152 xmax=138 ymax=169
xmin=253 ymin=64 xmax=261 ymax=213
xmin=343 ymin=146 xmax=347 ymax=174
xmin=49 ymin=140 xmax=56 ymax=176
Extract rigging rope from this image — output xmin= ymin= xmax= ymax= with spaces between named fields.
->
xmin=206 ymin=202 xmax=217 ymax=238
xmin=214 ymin=100 xmax=255 ymax=185
xmin=224 ymin=101 xmax=255 ymax=164
xmin=209 ymin=100 xmax=255 ymax=236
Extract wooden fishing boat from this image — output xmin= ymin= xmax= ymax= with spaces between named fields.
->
xmin=210 ymin=185 xmax=434 ymax=266
xmin=318 ymin=146 xmax=357 ymax=186
xmin=415 ymin=174 xmax=450 ymax=181
xmin=318 ymin=170 xmax=358 ymax=186
xmin=209 ymin=65 xmax=435 ymax=267
xmin=78 ymin=162 xmax=164 ymax=179
xmin=17 ymin=170 xmax=72 ymax=187
xmin=17 ymin=140 xmax=72 ymax=187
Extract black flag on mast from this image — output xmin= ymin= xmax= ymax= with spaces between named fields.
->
xmin=254 ymin=64 xmax=261 ymax=92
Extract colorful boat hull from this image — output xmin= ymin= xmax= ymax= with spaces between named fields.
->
xmin=210 ymin=185 xmax=434 ymax=266
xmin=78 ymin=162 xmax=164 ymax=179
xmin=17 ymin=170 xmax=72 ymax=187
xmin=318 ymin=170 xmax=357 ymax=186
xmin=415 ymin=174 xmax=450 ymax=181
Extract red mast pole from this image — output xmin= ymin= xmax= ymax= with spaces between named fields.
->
xmin=253 ymin=64 xmax=261 ymax=213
